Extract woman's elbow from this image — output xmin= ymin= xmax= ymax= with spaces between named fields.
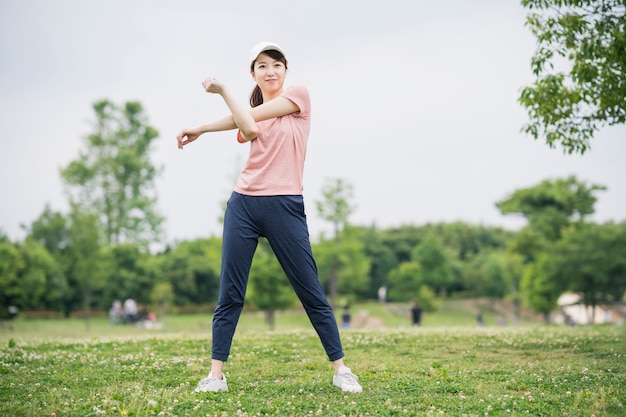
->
xmin=241 ymin=125 xmax=259 ymax=142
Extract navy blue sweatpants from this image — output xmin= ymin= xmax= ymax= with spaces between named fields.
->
xmin=211 ymin=192 xmax=344 ymax=362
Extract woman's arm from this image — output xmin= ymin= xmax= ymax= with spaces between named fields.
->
xmin=177 ymin=77 xmax=258 ymax=149
xmin=206 ymin=78 xmax=259 ymax=142
xmin=249 ymin=96 xmax=300 ymax=124
xmin=177 ymin=79 xmax=301 ymax=149
xmin=176 ymin=115 xmax=236 ymax=149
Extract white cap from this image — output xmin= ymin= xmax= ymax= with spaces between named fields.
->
xmin=249 ymin=41 xmax=285 ymax=64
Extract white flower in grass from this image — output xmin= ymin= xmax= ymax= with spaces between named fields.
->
xmin=147 ymin=400 xmax=157 ymax=407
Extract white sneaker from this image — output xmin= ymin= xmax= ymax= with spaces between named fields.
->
xmin=194 ymin=373 xmax=228 ymax=393
xmin=333 ymin=366 xmax=363 ymax=393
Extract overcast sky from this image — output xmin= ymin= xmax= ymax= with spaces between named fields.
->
xmin=1 ymin=0 xmax=624 ymax=245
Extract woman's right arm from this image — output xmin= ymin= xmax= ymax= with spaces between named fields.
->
xmin=176 ymin=115 xmax=237 ymax=149
xmin=178 ymin=77 xmax=260 ymax=149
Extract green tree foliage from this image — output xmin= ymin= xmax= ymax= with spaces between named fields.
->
xmin=410 ymin=233 xmax=455 ymax=296
xmin=315 ymin=178 xmax=356 ymax=306
xmin=8 ymin=171 xmax=623 ymax=324
xmin=466 ymin=251 xmax=511 ymax=300
xmin=496 ymin=175 xmax=604 ymax=241
xmin=162 ymin=238 xmax=221 ymax=306
xmin=99 ymin=244 xmax=156 ymax=309
xmin=314 ymin=227 xmax=370 ymax=300
xmin=17 ymin=238 xmax=56 ymax=310
xmin=465 ymin=251 xmax=525 ymax=319
xmin=27 ymin=206 xmax=71 ymax=313
xmin=428 ymin=222 xmax=511 ymax=261
xmin=66 ymin=205 xmax=105 ymax=322
xmin=519 ymin=0 xmax=626 ymax=153
xmin=29 ymin=205 xmax=70 ymax=257
xmin=520 ymin=253 xmax=564 ymax=322
xmin=0 ymin=236 xmax=59 ymax=315
xmin=387 ymin=262 xmax=423 ymax=302
xmin=355 ymin=226 xmax=398 ymax=299
xmin=414 ymin=285 xmax=438 ymax=313
xmin=549 ymin=222 xmax=626 ymax=322
xmin=61 ymin=99 xmax=163 ymax=246
xmin=247 ymin=239 xmax=297 ymax=330
xmin=498 ymin=176 xmax=606 ymax=322
xmin=150 ymin=281 xmax=175 ymax=319
xmin=0 ymin=240 xmax=23 ymax=318
xmin=316 ymin=178 xmax=355 ymax=238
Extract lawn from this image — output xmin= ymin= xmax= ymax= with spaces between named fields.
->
xmin=1 ymin=303 xmax=624 ymax=416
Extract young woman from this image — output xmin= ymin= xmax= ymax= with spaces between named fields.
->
xmin=176 ymin=42 xmax=362 ymax=394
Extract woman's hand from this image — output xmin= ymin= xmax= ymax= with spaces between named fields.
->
xmin=202 ymin=77 xmax=225 ymax=95
xmin=176 ymin=128 xmax=202 ymax=149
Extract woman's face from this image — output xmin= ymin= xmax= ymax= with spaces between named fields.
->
xmin=251 ymin=52 xmax=286 ymax=96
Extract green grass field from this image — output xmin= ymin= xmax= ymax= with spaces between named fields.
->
xmin=1 ymin=302 xmax=624 ymax=416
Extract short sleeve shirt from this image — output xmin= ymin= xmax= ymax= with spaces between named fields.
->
xmin=234 ymin=85 xmax=311 ymax=196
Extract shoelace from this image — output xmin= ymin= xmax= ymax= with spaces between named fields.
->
xmin=197 ymin=377 xmax=218 ymax=387
xmin=340 ymin=372 xmax=359 ymax=384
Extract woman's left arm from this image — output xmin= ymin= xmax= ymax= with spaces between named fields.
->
xmin=249 ymin=96 xmax=300 ymax=123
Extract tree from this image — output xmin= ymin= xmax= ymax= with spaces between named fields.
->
xmin=496 ymin=176 xmax=604 ymax=241
xmin=163 ymin=238 xmax=221 ymax=306
xmin=465 ymin=251 xmax=524 ymax=319
xmin=247 ymin=239 xmax=297 ymax=330
xmin=61 ymin=99 xmax=163 ymax=246
xmin=519 ymin=0 xmax=626 ymax=154
xmin=498 ymin=176 xmax=605 ymax=321
xmin=17 ymin=238 xmax=56 ymax=310
xmin=550 ymin=222 xmax=626 ymax=323
xmin=28 ymin=205 xmax=70 ymax=311
xmin=316 ymin=178 xmax=356 ymax=239
xmin=411 ymin=233 xmax=455 ymax=296
xmin=0 ymin=240 xmax=23 ymax=318
xmin=386 ymin=261 xmax=423 ymax=302
xmin=99 ymin=243 xmax=156 ymax=309
xmin=66 ymin=205 xmax=105 ymax=324
xmin=29 ymin=205 xmax=70 ymax=256
xmin=315 ymin=178 xmax=356 ymax=306
xmin=150 ymin=281 xmax=175 ymax=320
xmin=314 ymin=227 xmax=370 ymax=300
xmin=520 ymin=253 xmax=564 ymax=323
xmin=356 ymin=225 xmax=398 ymax=299
xmin=466 ymin=251 xmax=511 ymax=300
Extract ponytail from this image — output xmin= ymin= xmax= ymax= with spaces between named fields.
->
xmin=250 ymin=85 xmax=263 ymax=108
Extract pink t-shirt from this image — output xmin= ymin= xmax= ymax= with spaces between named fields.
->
xmin=234 ymin=85 xmax=311 ymax=196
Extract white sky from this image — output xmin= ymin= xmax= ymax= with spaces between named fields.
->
xmin=1 ymin=0 xmax=624 ymax=245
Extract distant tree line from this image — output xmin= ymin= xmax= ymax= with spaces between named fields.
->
xmin=1 ymin=99 xmax=625 ymax=326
